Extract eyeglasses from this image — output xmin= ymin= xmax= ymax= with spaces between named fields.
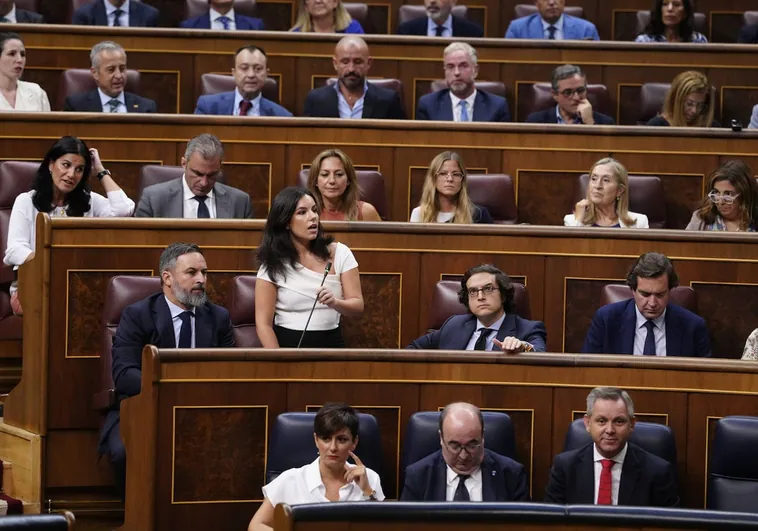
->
xmin=684 ymin=99 xmax=707 ymax=112
xmin=444 ymin=439 xmax=482 ymax=454
xmin=708 ymin=191 xmax=740 ymax=205
xmin=467 ymin=285 xmax=497 ymax=298
xmin=556 ymin=86 xmax=587 ymax=98
xmin=436 ymin=171 xmax=464 ymax=180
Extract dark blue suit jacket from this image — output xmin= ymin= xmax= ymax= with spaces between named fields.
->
xmin=416 ymin=89 xmax=510 ymax=122
xmin=16 ymin=9 xmax=45 ymax=23
xmin=72 ymin=0 xmax=159 ymax=27
xmin=99 ymin=293 xmax=235 ymax=453
xmin=581 ymin=299 xmax=711 ymax=357
xmin=180 ymin=12 xmax=264 ymax=30
xmin=400 ymin=449 xmax=529 ymax=501
xmin=194 ymin=91 xmax=292 ymax=116
xmin=505 ymin=13 xmax=599 ymax=40
xmin=303 ymin=83 xmax=406 ymax=119
xmin=63 ymin=90 xmax=157 ymax=113
xmin=525 ymin=105 xmax=615 ymax=125
xmin=397 ymin=15 xmax=483 ymax=38
xmin=408 ymin=313 xmax=547 ymax=352
xmin=544 ymin=442 xmax=679 ymax=506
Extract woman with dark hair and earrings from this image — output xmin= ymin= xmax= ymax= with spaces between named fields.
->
xmin=686 ymin=160 xmax=758 ymax=232
xmin=635 ymin=0 xmax=707 ymax=43
xmin=4 ymin=136 xmax=134 ymax=314
xmin=255 ymin=187 xmax=364 ymax=348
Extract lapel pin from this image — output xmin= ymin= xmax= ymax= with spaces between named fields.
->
xmin=133 ymin=104 xmax=139 ymax=109
xmin=492 ymin=471 xmax=496 ymax=476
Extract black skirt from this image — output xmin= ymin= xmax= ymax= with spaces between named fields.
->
xmin=274 ymin=325 xmax=345 ymax=348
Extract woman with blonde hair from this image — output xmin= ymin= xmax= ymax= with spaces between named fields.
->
xmin=307 ymin=149 xmax=381 ymax=221
xmin=291 ymin=0 xmax=364 ymax=33
xmin=647 ymin=71 xmax=718 ymax=127
xmin=564 ymin=158 xmax=649 ymax=228
xmin=410 ymin=151 xmax=492 ymax=224
xmin=686 ymin=160 xmax=758 ymax=232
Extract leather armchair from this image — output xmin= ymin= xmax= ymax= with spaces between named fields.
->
xmin=467 ymin=174 xmax=518 ymax=224
xmin=707 ymin=415 xmax=758 ymax=512
xmin=226 ymin=275 xmax=261 ymax=348
xmin=343 ymin=3 xmax=368 ymax=26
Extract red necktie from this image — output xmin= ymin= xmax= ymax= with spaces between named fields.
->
xmin=597 ymin=458 xmax=614 ymax=505
xmin=239 ymin=99 xmax=252 ymax=116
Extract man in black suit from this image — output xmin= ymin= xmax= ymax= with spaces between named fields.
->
xmin=525 ymin=64 xmax=614 ymax=125
xmin=72 ymin=0 xmax=159 ymax=27
xmin=303 ymin=36 xmax=406 ymax=120
xmin=0 ymin=1 xmax=45 ymax=23
xmin=64 ymin=41 xmax=157 ymax=113
xmin=397 ymin=0 xmax=483 ymax=37
xmin=99 ymin=242 xmax=235 ymax=498
xmin=401 ymin=402 xmax=529 ymax=501
xmin=545 ymin=387 xmax=679 ymax=507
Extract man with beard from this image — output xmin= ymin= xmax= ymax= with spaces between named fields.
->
xmin=303 ymin=36 xmax=406 ymax=119
xmin=397 ymin=0 xmax=483 ymax=38
xmin=99 ymin=242 xmax=235 ymax=498
xmin=400 ymin=402 xmax=528 ymax=501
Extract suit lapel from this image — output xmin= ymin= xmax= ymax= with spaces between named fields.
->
xmin=194 ymin=304 xmax=213 ymax=348
xmin=575 ymin=445 xmax=595 ymax=503
xmin=362 ymin=84 xmax=377 ymax=118
xmin=153 ymin=296 xmax=177 ymax=348
xmin=664 ymin=307 xmax=681 ymax=357
xmin=455 ymin=316 xmax=478 ymax=350
xmin=124 ymin=93 xmax=142 ymax=113
xmin=221 ymin=92 xmax=235 ymax=116
xmin=495 ymin=314 xmax=517 ymax=343
xmin=213 ymin=184 xmax=231 ymax=218
xmin=234 ymin=14 xmax=249 ymax=30
xmin=260 ymin=98 xmax=274 ymax=116
xmin=618 ymin=445 xmax=641 ymax=505
xmin=480 ymin=452 xmax=500 ymax=502
xmin=94 ymin=0 xmax=108 ymax=25
xmin=529 ymin=16 xmax=543 ymax=39
xmin=166 ymin=179 xmax=184 ymax=218
xmin=620 ymin=301 xmax=637 ymax=354
xmin=471 ymin=91 xmax=487 ymax=122
xmin=432 ymin=455 xmax=448 ymax=501
xmin=129 ymin=2 xmax=142 ymax=26
xmin=438 ymin=91 xmax=454 ymax=121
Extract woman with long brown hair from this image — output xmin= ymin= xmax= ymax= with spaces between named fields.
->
xmin=647 ymin=71 xmax=718 ymax=127
xmin=686 ymin=160 xmax=758 ymax=232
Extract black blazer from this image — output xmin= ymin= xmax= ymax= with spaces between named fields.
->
xmin=739 ymin=23 xmax=758 ymax=44
xmin=400 ymin=449 xmax=529 ymax=501
xmin=72 ymin=0 xmax=159 ymax=27
xmin=16 ymin=9 xmax=44 ymax=23
xmin=303 ymin=83 xmax=406 ymax=119
xmin=98 ymin=293 xmax=234 ymax=453
xmin=397 ymin=15 xmax=484 ymax=38
xmin=525 ymin=105 xmax=615 ymax=125
xmin=64 ymin=90 xmax=158 ymax=113
xmin=544 ymin=442 xmax=679 ymax=507
xmin=646 ymin=115 xmax=721 ymax=127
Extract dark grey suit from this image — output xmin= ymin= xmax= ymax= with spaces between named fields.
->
xmin=15 ymin=9 xmax=45 ymax=23
xmin=135 ymin=177 xmax=253 ymax=219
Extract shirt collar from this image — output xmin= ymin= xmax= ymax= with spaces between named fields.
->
xmin=476 ymin=311 xmax=505 ymax=335
xmin=634 ymin=304 xmax=666 ymax=330
xmin=234 ymin=88 xmax=263 ymax=111
xmin=334 ymin=79 xmax=369 ymax=96
xmin=445 ymin=463 xmax=482 ymax=485
xmin=182 ymin=173 xmax=215 ymax=201
xmin=593 ymin=442 xmax=628 ymax=464
xmin=209 ymin=6 xmax=235 ymax=21
xmin=164 ymin=295 xmax=195 ymax=318
xmin=4 ymin=5 xmax=17 ymax=22
xmin=105 ymin=0 xmax=129 ymax=15
xmin=98 ymin=87 xmax=125 ymax=106
xmin=305 ymin=457 xmax=358 ymax=495
xmin=449 ymin=89 xmax=478 ymax=108
xmin=555 ymin=104 xmax=581 ymax=124
xmin=541 ymin=13 xmax=564 ymax=31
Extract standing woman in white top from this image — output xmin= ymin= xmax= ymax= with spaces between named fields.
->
xmin=255 ymin=187 xmax=364 ymax=348
xmin=4 ymin=136 xmax=135 ymax=314
xmin=563 ymin=157 xmax=649 ymax=228
xmin=0 ymin=32 xmax=51 ymax=111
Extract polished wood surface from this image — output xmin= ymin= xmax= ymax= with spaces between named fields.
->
xmin=118 ymin=347 xmax=758 ymax=531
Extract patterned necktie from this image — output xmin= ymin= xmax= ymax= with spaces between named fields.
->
xmin=435 ymin=25 xmax=445 ymax=37
xmin=113 ymin=9 xmax=123 ymax=27
xmin=178 ymin=311 xmax=193 ymax=348
xmin=218 ymin=15 xmax=231 ymax=30
xmin=643 ymin=320 xmax=657 ymax=356
xmin=239 ymin=99 xmax=253 ymax=116
xmin=194 ymin=195 xmax=210 ymax=218
xmin=547 ymin=25 xmax=557 ymax=39
xmin=474 ymin=328 xmax=493 ymax=351
xmin=108 ymin=99 xmax=120 ymax=113
xmin=0 ymin=17 xmax=10 ymax=23
xmin=459 ymin=100 xmax=470 ymax=122
xmin=453 ymin=475 xmax=470 ymax=501
xmin=597 ymin=459 xmax=614 ymax=505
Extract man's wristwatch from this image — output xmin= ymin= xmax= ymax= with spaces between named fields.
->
xmin=362 ymin=490 xmax=377 ymax=501
xmin=96 ymin=169 xmax=111 ymax=181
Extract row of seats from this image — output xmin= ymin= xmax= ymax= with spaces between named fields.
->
xmin=266 ymin=410 xmax=758 ymax=511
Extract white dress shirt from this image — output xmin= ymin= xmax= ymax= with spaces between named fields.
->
xmin=633 ymin=306 xmax=667 ymax=356
xmin=0 ymin=80 xmax=51 ymax=111
xmin=464 ymin=312 xmax=505 ymax=351
xmin=105 ymin=0 xmax=130 ymax=27
xmin=165 ymin=296 xmax=195 ymax=348
xmin=262 ymin=457 xmax=385 ymax=505
xmin=409 ymin=208 xmax=455 ymax=223
xmin=427 ymin=14 xmax=453 ymax=37
xmin=592 ymin=443 xmax=627 ymax=505
xmin=541 ymin=14 xmax=564 ymax=40
xmin=210 ymin=7 xmax=236 ymax=30
xmin=98 ymin=87 xmax=126 ymax=113
xmin=233 ymin=89 xmax=261 ymax=116
xmin=450 ymin=89 xmax=477 ymax=122
xmin=2 ymin=5 xmax=17 ymax=22
xmin=445 ymin=465 xmax=483 ymax=501
xmin=182 ymin=175 xmax=217 ymax=218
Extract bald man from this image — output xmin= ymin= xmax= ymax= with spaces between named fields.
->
xmin=303 ymin=36 xmax=406 ymax=119
xmin=400 ymin=402 xmax=528 ymax=501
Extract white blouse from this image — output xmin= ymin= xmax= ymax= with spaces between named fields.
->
xmin=563 ymin=211 xmax=649 ymax=228
xmin=409 ymin=207 xmax=454 ymax=223
xmin=262 ymin=457 xmax=384 ymax=506
xmin=3 ymin=190 xmax=135 ymax=266
xmin=256 ymin=242 xmax=358 ymax=331
xmin=0 ymin=80 xmax=51 ymax=112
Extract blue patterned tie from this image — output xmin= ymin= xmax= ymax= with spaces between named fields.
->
xmin=113 ymin=9 xmax=123 ymax=27
xmin=218 ymin=15 xmax=231 ymax=30
xmin=547 ymin=25 xmax=557 ymax=39
xmin=459 ymin=101 xmax=469 ymax=122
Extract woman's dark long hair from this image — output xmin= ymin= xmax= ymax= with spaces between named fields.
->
xmin=644 ymin=0 xmax=696 ymax=41
xmin=257 ymin=187 xmax=334 ymax=283
xmin=32 ymin=136 xmax=92 ymax=216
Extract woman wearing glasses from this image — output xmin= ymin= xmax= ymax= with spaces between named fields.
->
xmin=410 ymin=151 xmax=492 ymax=224
xmin=646 ymin=71 xmax=718 ymax=127
xmin=635 ymin=0 xmax=707 ymax=43
xmin=686 ymin=160 xmax=758 ymax=232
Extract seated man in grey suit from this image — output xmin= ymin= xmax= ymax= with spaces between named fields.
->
xmin=0 ymin=1 xmax=45 ymax=22
xmin=194 ymin=45 xmax=292 ymax=117
xmin=136 ymin=134 xmax=253 ymax=219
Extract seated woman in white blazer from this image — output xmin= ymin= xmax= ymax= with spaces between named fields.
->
xmin=0 ymin=32 xmax=51 ymax=111
xmin=564 ymin=157 xmax=649 ymax=228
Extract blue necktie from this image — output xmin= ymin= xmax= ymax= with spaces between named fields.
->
xmin=453 ymin=475 xmax=470 ymax=501
xmin=643 ymin=320 xmax=656 ymax=356
xmin=474 ymin=328 xmax=493 ymax=351
xmin=435 ymin=25 xmax=445 ymax=37
xmin=178 ymin=311 xmax=193 ymax=348
xmin=218 ymin=15 xmax=231 ymax=30
xmin=459 ymin=101 xmax=469 ymax=122
xmin=547 ymin=25 xmax=556 ymax=39
xmin=113 ymin=9 xmax=123 ymax=27
xmin=194 ymin=195 xmax=210 ymax=218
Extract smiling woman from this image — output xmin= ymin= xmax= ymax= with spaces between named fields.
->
xmin=0 ymin=32 xmax=50 ymax=111
xmin=290 ymin=0 xmax=364 ymax=33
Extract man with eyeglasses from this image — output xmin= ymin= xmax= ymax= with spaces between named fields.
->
xmin=400 ymin=402 xmax=528 ymax=501
xmin=525 ymin=64 xmax=614 ymax=125
xmin=408 ymin=264 xmax=546 ymax=353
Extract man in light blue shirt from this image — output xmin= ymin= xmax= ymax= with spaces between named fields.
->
xmin=504 ymin=0 xmax=599 ymax=40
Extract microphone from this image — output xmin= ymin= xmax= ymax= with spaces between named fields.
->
xmin=297 ymin=262 xmax=332 ymax=348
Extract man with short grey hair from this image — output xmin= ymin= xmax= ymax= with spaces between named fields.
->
xmin=136 ymin=133 xmax=253 ymax=219
xmin=525 ymin=64 xmax=613 ymax=125
xmin=545 ymin=386 xmax=679 ymax=507
xmin=397 ymin=0 xmax=483 ymax=37
xmin=63 ymin=40 xmax=157 ymax=113
xmin=100 ymin=242 xmax=234 ymax=498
